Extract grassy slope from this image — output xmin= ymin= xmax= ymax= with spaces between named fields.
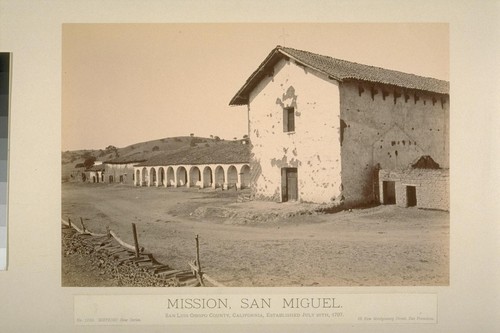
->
xmin=61 ymin=136 xmax=228 ymax=181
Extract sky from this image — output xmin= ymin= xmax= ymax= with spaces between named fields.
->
xmin=62 ymin=23 xmax=448 ymax=151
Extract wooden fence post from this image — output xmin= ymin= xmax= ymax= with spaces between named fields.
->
xmin=106 ymin=226 xmax=111 ymax=238
xmin=80 ymin=217 xmax=86 ymax=233
xmin=132 ymin=223 xmax=140 ymax=258
xmin=68 ymin=217 xmax=72 ymax=228
xmin=195 ymin=234 xmax=204 ymax=286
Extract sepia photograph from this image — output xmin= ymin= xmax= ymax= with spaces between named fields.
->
xmin=61 ymin=23 xmax=450 ymax=288
xmin=1 ymin=0 xmax=498 ymax=331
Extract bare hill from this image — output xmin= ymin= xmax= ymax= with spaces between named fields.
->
xmin=61 ymin=136 xmax=233 ymax=181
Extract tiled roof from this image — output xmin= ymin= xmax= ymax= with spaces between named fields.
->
xmin=230 ymin=46 xmax=449 ymax=105
xmin=135 ymin=142 xmax=250 ymax=167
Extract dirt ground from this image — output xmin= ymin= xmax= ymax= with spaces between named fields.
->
xmin=61 ymin=182 xmax=449 ymax=287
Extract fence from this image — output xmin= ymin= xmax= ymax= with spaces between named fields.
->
xmin=62 ymin=217 xmax=224 ymax=287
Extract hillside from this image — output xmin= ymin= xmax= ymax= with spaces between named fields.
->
xmin=61 ymin=136 xmax=238 ymax=181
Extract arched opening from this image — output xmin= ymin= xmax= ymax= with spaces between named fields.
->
xmin=166 ymin=167 xmax=175 ymax=187
xmin=141 ymin=167 xmax=148 ymax=186
xmin=203 ymin=166 xmax=213 ymax=188
xmin=227 ymin=165 xmax=238 ymax=189
xmin=109 ymin=175 xmax=114 ymax=183
xmin=240 ymin=164 xmax=250 ymax=189
xmin=92 ymin=176 xmax=96 ymax=183
xmin=158 ymin=167 xmax=165 ymax=186
xmin=150 ymin=168 xmax=157 ymax=186
xmin=189 ymin=166 xmax=201 ymax=187
xmin=176 ymin=166 xmax=187 ymax=187
xmin=135 ymin=169 xmax=140 ymax=186
xmin=214 ymin=166 xmax=225 ymax=188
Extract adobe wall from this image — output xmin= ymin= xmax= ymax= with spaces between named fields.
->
xmin=379 ymin=169 xmax=449 ymax=211
xmin=105 ymin=163 xmax=136 ymax=185
xmin=248 ymin=58 xmax=342 ymax=204
xmin=339 ymin=80 xmax=449 ymax=206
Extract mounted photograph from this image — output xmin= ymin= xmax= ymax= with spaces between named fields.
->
xmin=61 ymin=23 xmax=449 ymax=287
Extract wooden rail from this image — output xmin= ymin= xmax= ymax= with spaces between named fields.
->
xmin=62 ymin=217 xmax=225 ymax=287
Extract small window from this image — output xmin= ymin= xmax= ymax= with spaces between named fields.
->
xmin=283 ymin=107 xmax=295 ymax=132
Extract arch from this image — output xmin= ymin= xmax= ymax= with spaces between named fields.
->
xmin=135 ymin=169 xmax=140 ymax=186
xmin=202 ymin=166 xmax=213 ymax=188
xmin=240 ymin=164 xmax=250 ymax=189
xmin=141 ymin=167 xmax=148 ymax=186
xmin=189 ymin=166 xmax=201 ymax=187
xmin=150 ymin=168 xmax=157 ymax=186
xmin=166 ymin=167 xmax=175 ymax=187
xmin=176 ymin=166 xmax=187 ymax=187
xmin=158 ymin=167 xmax=165 ymax=186
xmin=214 ymin=165 xmax=225 ymax=188
xmin=227 ymin=165 xmax=238 ymax=189
xmin=109 ymin=175 xmax=114 ymax=183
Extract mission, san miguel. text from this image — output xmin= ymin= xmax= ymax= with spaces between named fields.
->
xmin=165 ymin=297 xmax=342 ymax=310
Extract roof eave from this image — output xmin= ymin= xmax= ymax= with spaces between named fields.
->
xmin=229 ymin=47 xmax=285 ymax=106
xmin=229 ymin=47 xmax=344 ymax=106
xmin=279 ymin=49 xmax=343 ymax=82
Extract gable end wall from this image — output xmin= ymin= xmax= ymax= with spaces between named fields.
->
xmin=248 ymin=58 xmax=342 ymax=204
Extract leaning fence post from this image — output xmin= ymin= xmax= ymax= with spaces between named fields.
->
xmin=195 ymin=234 xmax=205 ymax=286
xmin=106 ymin=225 xmax=111 ymax=238
xmin=68 ymin=217 xmax=72 ymax=229
xmin=80 ymin=217 xmax=86 ymax=233
xmin=132 ymin=223 xmax=140 ymax=258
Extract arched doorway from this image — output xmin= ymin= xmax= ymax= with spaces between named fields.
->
xmin=189 ymin=166 xmax=201 ymax=187
xmin=141 ymin=167 xmax=148 ymax=186
xmin=166 ymin=167 xmax=175 ymax=187
xmin=176 ymin=166 xmax=187 ymax=187
xmin=227 ymin=165 xmax=238 ymax=189
xmin=202 ymin=166 xmax=213 ymax=188
xmin=135 ymin=169 xmax=140 ymax=186
xmin=150 ymin=168 xmax=157 ymax=186
xmin=158 ymin=167 xmax=165 ymax=186
xmin=214 ymin=166 xmax=225 ymax=188
xmin=240 ymin=165 xmax=250 ymax=189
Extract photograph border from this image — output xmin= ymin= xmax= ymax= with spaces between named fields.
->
xmin=0 ymin=0 xmax=499 ymax=332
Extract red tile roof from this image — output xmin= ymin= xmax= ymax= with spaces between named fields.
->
xmin=230 ymin=46 xmax=449 ymax=105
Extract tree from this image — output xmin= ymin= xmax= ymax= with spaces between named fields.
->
xmin=83 ymin=156 xmax=96 ymax=169
xmin=152 ymin=145 xmax=160 ymax=151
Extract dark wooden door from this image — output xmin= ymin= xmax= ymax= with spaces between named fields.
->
xmin=282 ymin=168 xmax=298 ymax=202
xmin=406 ymin=186 xmax=417 ymax=207
xmin=383 ymin=181 xmax=396 ymax=204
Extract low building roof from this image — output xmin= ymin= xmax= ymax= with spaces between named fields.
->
xmin=230 ymin=46 xmax=449 ymax=105
xmin=135 ymin=142 xmax=250 ymax=167
xmin=87 ymin=164 xmax=106 ymax=171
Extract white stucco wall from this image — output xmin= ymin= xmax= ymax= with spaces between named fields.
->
xmin=248 ymin=59 xmax=342 ymax=204
xmin=105 ymin=163 xmax=136 ymax=184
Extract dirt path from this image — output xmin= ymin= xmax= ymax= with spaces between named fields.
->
xmin=62 ymin=183 xmax=449 ymax=287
